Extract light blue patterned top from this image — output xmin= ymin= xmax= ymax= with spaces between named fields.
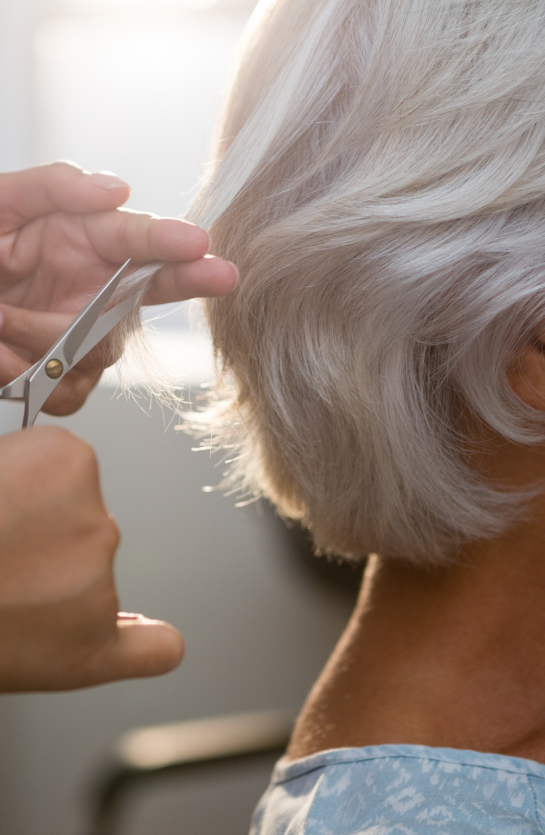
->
xmin=250 ymin=745 xmax=545 ymax=834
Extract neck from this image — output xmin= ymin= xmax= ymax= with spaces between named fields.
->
xmin=288 ymin=503 xmax=545 ymax=763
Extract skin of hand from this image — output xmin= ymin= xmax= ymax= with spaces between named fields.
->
xmin=0 ymin=162 xmax=232 ymax=692
xmin=0 ymin=425 xmax=184 ymax=691
xmin=0 ymin=161 xmax=238 ymax=415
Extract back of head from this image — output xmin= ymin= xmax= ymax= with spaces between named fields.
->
xmin=189 ymin=0 xmax=545 ymax=565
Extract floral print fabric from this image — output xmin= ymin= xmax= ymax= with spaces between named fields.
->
xmin=250 ymin=745 xmax=545 ymax=834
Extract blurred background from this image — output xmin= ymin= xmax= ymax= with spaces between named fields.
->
xmin=0 ymin=1 xmax=358 ymax=833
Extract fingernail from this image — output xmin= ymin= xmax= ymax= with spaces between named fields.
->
xmin=89 ymin=171 xmax=130 ymax=190
xmin=118 ymin=612 xmax=141 ymax=620
xmin=228 ymin=261 xmax=240 ymax=286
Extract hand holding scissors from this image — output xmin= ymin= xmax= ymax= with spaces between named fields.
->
xmin=0 ymin=161 xmax=237 ymax=418
xmin=0 ymin=259 xmax=144 ymax=427
xmin=0 ymin=162 xmax=237 ymax=693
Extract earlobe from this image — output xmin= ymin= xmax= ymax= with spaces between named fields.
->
xmin=507 ymin=342 xmax=545 ymax=411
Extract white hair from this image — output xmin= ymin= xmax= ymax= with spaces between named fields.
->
xmin=185 ymin=0 xmax=545 ymax=565
xmin=104 ymin=261 xmax=185 ymax=398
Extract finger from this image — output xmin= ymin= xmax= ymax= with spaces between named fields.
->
xmin=0 ymin=343 xmax=101 ymax=417
xmin=144 ymin=255 xmax=239 ymax=305
xmin=0 ymin=304 xmax=118 ymax=371
xmin=41 ymin=367 xmax=103 ymax=417
xmin=84 ymin=211 xmax=211 ymax=265
xmin=0 ymin=162 xmax=131 ymax=231
xmin=95 ymin=618 xmax=184 ymax=683
xmin=0 ymin=306 xmax=105 ymax=415
xmin=0 ymin=341 xmax=32 ymax=386
xmin=0 ymin=304 xmax=74 ymax=357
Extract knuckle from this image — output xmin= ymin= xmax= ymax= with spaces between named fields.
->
xmin=86 ymin=511 xmax=120 ymax=562
xmin=27 ymin=425 xmax=77 ymax=456
xmin=102 ymin=515 xmax=120 ymax=554
xmin=47 ymin=160 xmax=80 ymax=179
xmin=45 ymin=425 xmax=91 ymax=457
xmin=31 ymin=426 xmax=99 ymax=482
xmin=73 ymin=510 xmax=119 ymax=574
xmin=69 ymin=438 xmax=99 ymax=479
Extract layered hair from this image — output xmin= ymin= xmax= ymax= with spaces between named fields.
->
xmin=187 ymin=0 xmax=545 ymax=565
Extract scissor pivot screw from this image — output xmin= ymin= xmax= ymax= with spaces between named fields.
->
xmin=45 ymin=359 xmax=64 ymax=379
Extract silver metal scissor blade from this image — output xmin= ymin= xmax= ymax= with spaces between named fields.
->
xmin=0 ymin=259 xmax=138 ymax=427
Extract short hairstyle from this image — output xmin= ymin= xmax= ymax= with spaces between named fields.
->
xmin=188 ymin=0 xmax=545 ymax=565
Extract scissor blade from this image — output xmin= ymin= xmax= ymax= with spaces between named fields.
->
xmin=61 ymin=259 xmax=132 ymax=367
xmin=70 ymin=289 xmax=141 ymax=367
xmin=21 ymin=260 xmax=133 ymax=427
xmin=0 ymin=366 xmax=35 ymax=400
xmin=23 ymin=292 xmax=140 ymax=427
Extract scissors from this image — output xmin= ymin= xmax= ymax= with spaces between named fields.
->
xmin=0 ymin=259 xmax=140 ymax=428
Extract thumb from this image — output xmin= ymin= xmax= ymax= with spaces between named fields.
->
xmin=97 ymin=615 xmax=184 ymax=684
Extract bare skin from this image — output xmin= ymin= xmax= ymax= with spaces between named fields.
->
xmin=0 ymin=426 xmax=185 ymax=691
xmin=0 ymin=160 xmax=237 ymax=691
xmin=0 ymin=161 xmax=238 ymax=415
xmin=288 ymin=339 xmax=545 ymax=765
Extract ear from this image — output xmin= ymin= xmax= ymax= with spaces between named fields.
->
xmin=507 ymin=340 xmax=545 ymax=410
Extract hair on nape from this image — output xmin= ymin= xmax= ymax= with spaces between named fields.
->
xmin=183 ymin=0 xmax=545 ymax=565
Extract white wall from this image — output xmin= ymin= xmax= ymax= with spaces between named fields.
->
xmin=34 ymin=2 xmax=250 ymax=217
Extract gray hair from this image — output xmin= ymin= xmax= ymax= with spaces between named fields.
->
xmin=187 ymin=0 xmax=545 ymax=565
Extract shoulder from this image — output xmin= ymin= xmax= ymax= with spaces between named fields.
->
xmin=250 ymin=745 xmax=545 ymax=835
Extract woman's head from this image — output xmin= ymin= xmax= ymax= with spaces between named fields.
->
xmin=188 ymin=0 xmax=545 ymax=565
